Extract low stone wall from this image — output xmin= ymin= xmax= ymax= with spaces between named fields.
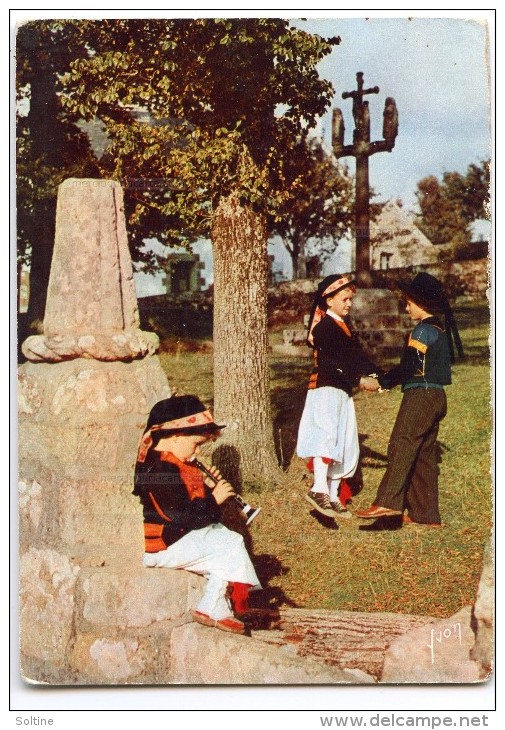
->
xmin=136 ymin=258 xmax=489 ymax=344
xmin=19 ymin=538 xmax=493 ymax=686
xmin=370 ymin=258 xmax=490 ymax=301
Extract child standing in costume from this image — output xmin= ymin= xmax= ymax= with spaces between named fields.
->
xmin=296 ymin=274 xmax=381 ymax=519
xmin=355 ymin=273 xmax=464 ymax=528
xmin=133 ymin=395 xmax=261 ymax=634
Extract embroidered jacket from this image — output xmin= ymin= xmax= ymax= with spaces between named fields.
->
xmin=308 ymin=314 xmax=379 ymax=396
xmin=133 ymin=451 xmax=221 ymax=552
xmin=379 ymin=316 xmax=452 ymax=392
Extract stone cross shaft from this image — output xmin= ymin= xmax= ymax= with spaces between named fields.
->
xmin=332 ymin=72 xmax=398 ymax=284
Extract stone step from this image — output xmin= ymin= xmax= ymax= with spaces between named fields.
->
xmin=168 ymin=622 xmax=375 ymax=685
xmin=21 ymin=553 xmax=489 ymax=685
xmin=75 ymin=565 xmax=206 ymax=630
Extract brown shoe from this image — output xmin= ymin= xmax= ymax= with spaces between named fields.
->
xmin=191 ymin=610 xmax=245 ymax=634
xmin=355 ymin=505 xmax=402 ymax=519
xmin=330 ymin=499 xmax=352 ymax=519
xmin=305 ymin=491 xmax=337 ymax=517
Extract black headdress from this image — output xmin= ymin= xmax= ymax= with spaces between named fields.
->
xmin=398 ymin=273 xmax=464 ymax=362
xmin=306 ymin=274 xmax=356 ymax=346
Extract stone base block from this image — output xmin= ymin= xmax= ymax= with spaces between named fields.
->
xmin=352 ymin=315 xmax=411 ymax=332
xmin=76 ymin=566 xmax=205 ymax=630
xmin=351 ymin=289 xmax=405 ymax=315
xmin=381 ymin=606 xmax=482 ymax=683
xmin=168 ymin=623 xmax=373 ymax=684
xmin=68 ymin=630 xmax=174 ymax=685
xmin=20 ymin=548 xmax=80 ymax=672
xmin=18 ymin=355 xmax=170 ymax=556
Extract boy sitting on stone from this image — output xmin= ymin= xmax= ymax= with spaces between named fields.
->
xmin=133 ymin=395 xmax=261 ymax=634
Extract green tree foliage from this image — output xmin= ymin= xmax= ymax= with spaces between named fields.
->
xmin=18 ymin=18 xmax=341 ymax=481
xmin=17 ymin=18 xmax=341 ymax=296
xmin=56 ymin=19 xmax=339 ymax=237
xmin=271 ymin=136 xmax=354 ymax=279
xmin=414 ymin=160 xmax=490 ymax=247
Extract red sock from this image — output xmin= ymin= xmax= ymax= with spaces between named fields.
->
xmin=228 ymin=582 xmax=251 ymax=613
xmin=306 ymin=456 xmax=332 ymax=472
xmin=338 ymin=479 xmax=353 ymax=507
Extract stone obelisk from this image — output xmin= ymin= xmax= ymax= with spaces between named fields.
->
xmin=18 ymin=179 xmax=171 ymax=683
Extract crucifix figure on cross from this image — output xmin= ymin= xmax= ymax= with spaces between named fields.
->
xmin=332 ymin=72 xmax=398 ymax=286
xmin=343 ymin=71 xmax=379 ymax=145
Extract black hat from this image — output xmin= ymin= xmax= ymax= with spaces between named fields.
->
xmin=145 ymin=395 xmax=225 ymax=434
xmin=137 ymin=395 xmax=225 ymax=463
xmin=317 ymin=274 xmax=357 ymax=303
xmin=398 ymin=273 xmax=464 ymax=362
xmin=398 ymin=272 xmax=448 ymax=312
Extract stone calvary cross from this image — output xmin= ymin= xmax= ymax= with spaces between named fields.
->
xmin=332 ymin=72 xmax=398 ymax=286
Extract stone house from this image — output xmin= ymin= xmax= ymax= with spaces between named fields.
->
xmin=369 ymin=199 xmax=445 ymax=271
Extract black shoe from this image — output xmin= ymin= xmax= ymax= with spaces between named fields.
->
xmin=358 ymin=516 xmax=403 ymax=531
xmin=305 ymin=491 xmax=337 ymax=517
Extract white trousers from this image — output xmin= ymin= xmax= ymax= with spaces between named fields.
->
xmin=143 ymin=523 xmax=261 ymax=620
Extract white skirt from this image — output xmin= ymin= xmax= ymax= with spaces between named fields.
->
xmin=296 ymin=386 xmax=359 ymax=480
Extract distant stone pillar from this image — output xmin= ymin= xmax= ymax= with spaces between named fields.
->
xmin=18 ymin=179 xmax=171 ymax=683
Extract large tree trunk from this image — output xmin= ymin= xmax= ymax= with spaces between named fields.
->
xmin=211 ymin=193 xmax=280 ymax=487
xmin=22 ymin=64 xmax=61 ymax=327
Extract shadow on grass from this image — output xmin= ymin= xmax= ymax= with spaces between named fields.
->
xmin=270 ymin=358 xmax=313 ymax=469
xmin=358 ymin=434 xmax=389 ymax=470
xmin=307 ymin=510 xmax=340 ymax=530
xmin=249 ymin=553 xmax=299 ymax=610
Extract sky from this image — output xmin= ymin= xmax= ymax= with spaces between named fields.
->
xmin=296 ymin=15 xmax=492 ymax=214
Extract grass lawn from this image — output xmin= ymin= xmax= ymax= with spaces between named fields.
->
xmin=158 ymin=299 xmax=492 ymax=618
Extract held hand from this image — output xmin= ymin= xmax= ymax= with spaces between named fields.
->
xmin=212 ymin=479 xmax=236 ymax=505
xmin=203 ymin=464 xmax=222 ymax=488
xmin=360 ymin=376 xmax=380 ymax=392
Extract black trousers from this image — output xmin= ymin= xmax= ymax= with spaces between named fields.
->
xmin=374 ymin=388 xmax=447 ymax=524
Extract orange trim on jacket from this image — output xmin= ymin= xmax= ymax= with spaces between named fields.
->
xmin=160 ymin=451 xmax=206 ymax=499
xmin=144 ymin=522 xmax=167 ymax=552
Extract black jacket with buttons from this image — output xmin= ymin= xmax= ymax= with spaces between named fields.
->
xmin=309 ymin=315 xmax=380 ymax=396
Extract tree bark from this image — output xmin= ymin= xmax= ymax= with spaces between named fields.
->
xmin=294 ymin=253 xmax=307 ymax=280
xmin=253 ymin=607 xmax=436 ymax=680
xmin=285 ymin=233 xmax=306 ymax=280
xmin=23 ymin=65 xmax=61 ymax=327
xmin=211 ymin=193 xmax=280 ymax=487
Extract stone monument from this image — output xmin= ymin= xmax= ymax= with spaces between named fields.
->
xmin=331 ymin=73 xmax=409 ymax=356
xmin=18 ymin=179 xmax=171 ymax=683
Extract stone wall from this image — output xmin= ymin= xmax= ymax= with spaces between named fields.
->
xmin=371 ymin=258 xmax=490 ymax=301
xmin=19 ymin=542 xmax=493 ymax=685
